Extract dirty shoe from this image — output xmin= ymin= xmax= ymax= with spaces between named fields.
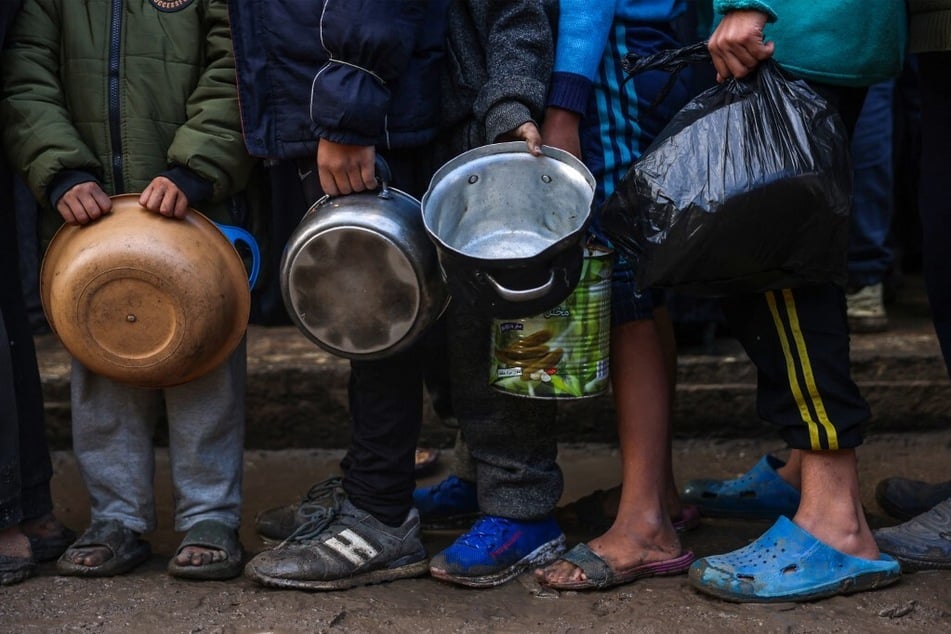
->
xmin=413 ymin=475 xmax=480 ymax=530
xmin=245 ymin=499 xmax=429 ymax=591
xmin=680 ymin=454 xmax=801 ymax=520
xmin=254 ymin=476 xmax=345 ymax=541
xmin=430 ymin=515 xmax=566 ymax=588
xmin=875 ymin=477 xmax=951 ymax=521
xmin=874 ymin=499 xmax=951 ymax=571
xmin=846 ymin=283 xmax=888 ymax=333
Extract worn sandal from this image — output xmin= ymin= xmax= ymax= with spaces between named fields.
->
xmin=689 ymin=516 xmax=900 ymax=603
xmin=538 ymin=542 xmax=695 ymax=591
xmin=29 ymin=525 xmax=77 ymax=562
xmin=680 ymin=454 xmax=801 ymax=520
xmin=56 ymin=520 xmax=151 ymax=577
xmin=0 ymin=554 xmax=36 ymax=586
xmin=167 ymin=519 xmax=244 ymax=580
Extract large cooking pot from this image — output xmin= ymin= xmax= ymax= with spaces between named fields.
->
xmin=421 ymin=142 xmax=596 ymax=318
xmin=40 ymin=194 xmax=260 ymax=388
xmin=280 ymin=175 xmax=449 ymax=360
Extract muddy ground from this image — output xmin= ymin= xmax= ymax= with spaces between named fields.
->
xmin=2 ymin=431 xmax=950 ymax=634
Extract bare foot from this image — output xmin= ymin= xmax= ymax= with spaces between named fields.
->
xmin=794 ymin=503 xmax=880 ymax=561
xmin=569 ymin=485 xmax=687 ymax=526
xmin=536 ymin=516 xmax=682 ymax=586
xmin=794 ymin=450 xmax=880 ymax=560
xmin=174 ymin=545 xmax=227 ymax=567
xmin=0 ymin=526 xmax=31 ymax=560
xmin=63 ymin=545 xmax=113 ymax=567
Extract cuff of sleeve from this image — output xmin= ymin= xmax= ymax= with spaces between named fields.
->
xmin=162 ymin=166 xmax=214 ymax=206
xmin=714 ymin=0 xmax=778 ymax=22
xmin=47 ymin=170 xmax=99 ymax=209
xmin=546 ymin=72 xmax=593 ymax=116
xmin=484 ymin=102 xmax=534 ymax=144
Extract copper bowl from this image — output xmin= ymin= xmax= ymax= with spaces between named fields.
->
xmin=40 ymin=194 xmax=252 ymax=388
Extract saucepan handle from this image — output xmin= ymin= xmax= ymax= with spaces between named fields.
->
xmin=215 ymin=223 xmax=261 ymax=290
xmin=483 ymin=270 xmax=556 ymax=303
xmin=311 ymin=155 xmax=395 ymax=207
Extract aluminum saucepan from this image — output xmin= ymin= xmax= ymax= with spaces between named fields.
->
xmin=280 ymin=178 xmax=449 ymax=360
xmin=421 ymin=142 xmax=596 ymax=318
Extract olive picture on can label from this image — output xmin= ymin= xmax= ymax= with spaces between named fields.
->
xmin=490 ymin=246 xmax=612 ymax=399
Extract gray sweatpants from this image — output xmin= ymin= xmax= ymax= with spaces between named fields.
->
xmin=448 ymin=306 xmax=562 ymax=521
xmin=70 ymin=340 xmax=246 ymax=534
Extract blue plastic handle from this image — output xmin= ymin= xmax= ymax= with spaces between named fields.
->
xmin=215 ymin=223 xmax=261 ymax=290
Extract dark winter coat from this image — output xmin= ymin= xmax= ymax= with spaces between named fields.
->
xmin=0 ymin=0 xmax=254 ymax=223
xmin=229 ymin=0 xmax=450 ymax=160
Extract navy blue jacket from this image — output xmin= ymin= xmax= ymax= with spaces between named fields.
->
xmin=229 ymin=0 xmax=449 ymax=160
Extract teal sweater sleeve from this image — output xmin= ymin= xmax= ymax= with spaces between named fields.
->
xmin=714 ymin=0 xmax=778 ymax=21
xmin=712 ymin=0 xmax=907 ymax=87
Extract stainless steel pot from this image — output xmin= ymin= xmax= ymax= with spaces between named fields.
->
xmin=421 ymin=142 xmax=596 ymax=318
xmin=280 ymin=180 xmax=449 ymax=360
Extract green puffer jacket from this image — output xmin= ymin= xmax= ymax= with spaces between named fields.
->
xmin=0 ymin=0 xmax=254 ymax=225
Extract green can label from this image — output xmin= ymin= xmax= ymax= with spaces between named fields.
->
xmin=490 ymin=247 xmax=612 ymax=399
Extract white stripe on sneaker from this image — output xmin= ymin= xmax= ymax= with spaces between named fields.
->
xmin=324 ymin=529 xmax=379 ymax=566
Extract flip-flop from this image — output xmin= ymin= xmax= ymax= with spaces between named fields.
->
xmin=689 ymin=516 xmax=901 ymax=603
xmin=538 ymin=542 xmax=695 ymax=591
xmin=56 ymin=520 xmax=151 ymax=577
xmin=680 ymin=454 xmax=801 ymax=520
xmin=167 ymin=519 xmax=244 ymax=580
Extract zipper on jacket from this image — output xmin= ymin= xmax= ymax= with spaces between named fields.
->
xmin=108 ymin=0 xmax=125 ymax=193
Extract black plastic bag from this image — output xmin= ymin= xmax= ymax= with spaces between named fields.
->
xmin=599 ymin=46 xmax=852 ymax=297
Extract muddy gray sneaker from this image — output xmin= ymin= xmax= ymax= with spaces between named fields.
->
xmin=245 ymin=499 xmax=429 ymax=590
xmin=254 ymin=476 xmax=344 ymax=541
xmin=846 ymin=283 xmax=888 ymax=333
xmin=874 ymin=499 xmax=951 ymax=571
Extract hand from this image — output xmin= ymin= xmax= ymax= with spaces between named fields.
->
xmin=316 ymin=140 xmax=377 ymax=196
xmin=57 ymin=181 xmax=112 ymax=225
xmin=139 ymin=176 xmax=190 ymax=219
xmin=708 ymin=10 xmax=774 ymax=83
xmin=541 ymin=107 xmax=582 ymax=160
xmin=496 ymin=121 xmax=543 ymax=156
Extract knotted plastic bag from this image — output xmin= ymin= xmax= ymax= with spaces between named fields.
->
xmin=599 ymin=45 xmax=852 ymax=297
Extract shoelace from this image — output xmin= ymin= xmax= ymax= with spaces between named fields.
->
xmin=300 ymin=476 xmax=344 ymax=504
xmin=457 ymin=516 xmax=512 ymax=550
xmin=282 ymin=483 xmax=348 ymax=545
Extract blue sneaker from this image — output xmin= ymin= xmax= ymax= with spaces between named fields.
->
xmin=412 ymin=475 xmax=480 ymax=530
xmin=429 ymin=515 xmax=567 ymax=587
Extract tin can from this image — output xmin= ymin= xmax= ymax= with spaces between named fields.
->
xmin=489 ymin=245 xmax=612 ymax=399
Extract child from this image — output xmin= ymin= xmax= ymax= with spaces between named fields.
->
xmin=1 ymin=0 xmax=256 ymax=579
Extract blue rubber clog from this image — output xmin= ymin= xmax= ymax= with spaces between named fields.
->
xmin=689 ymin=516 xmax=901 ymax=603
xmin=680 ymin=454 xmax=801 ymax=519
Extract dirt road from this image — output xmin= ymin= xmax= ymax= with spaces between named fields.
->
xmin=2 ymin=432 xmax=950 ymax=633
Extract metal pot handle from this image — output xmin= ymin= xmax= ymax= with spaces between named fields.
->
xmin=311 ymin=155 xmax=395 ymax=208
xmin=484 ymin=270 xmax=556 ymax=303
xmin=215 ymin=223 xmax=261 ymax=290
